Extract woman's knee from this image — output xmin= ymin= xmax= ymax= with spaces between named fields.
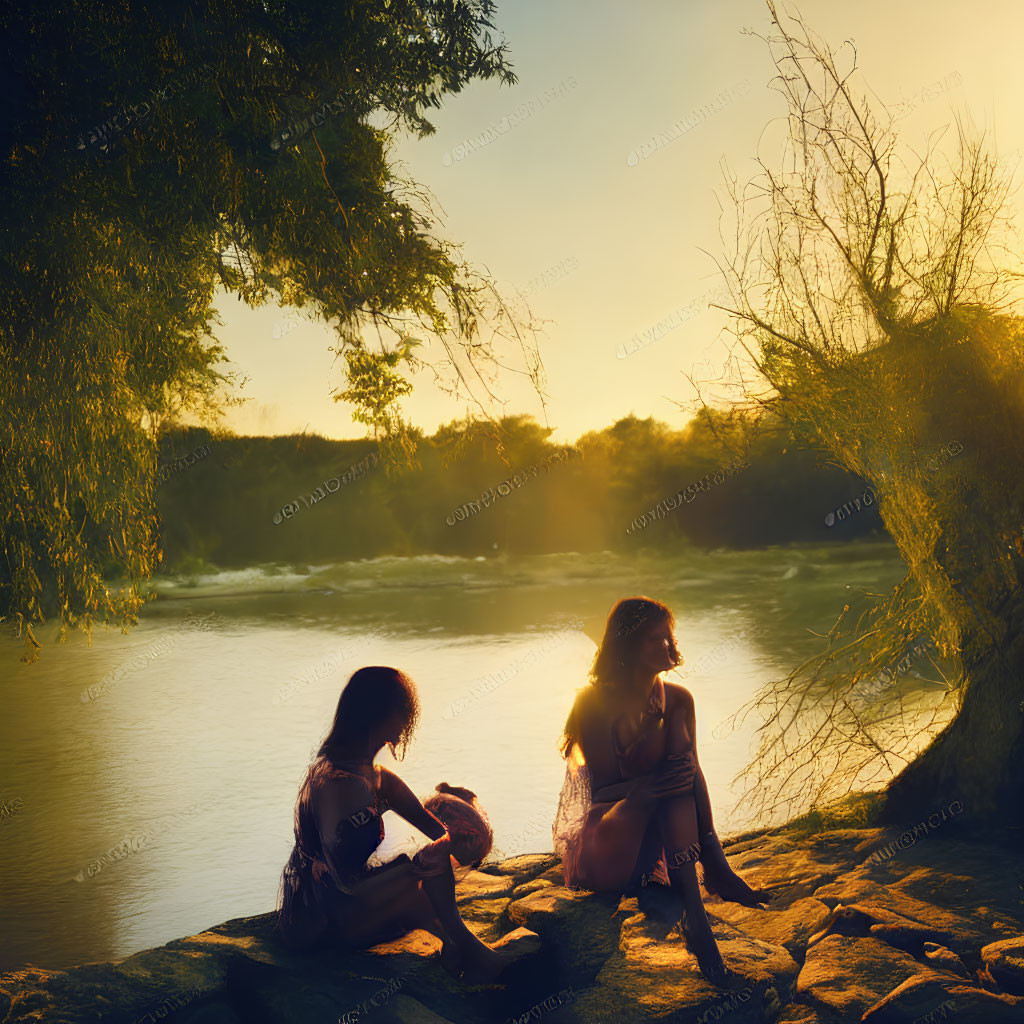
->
xmin=592 ymin=811 xmax=650 ymax=857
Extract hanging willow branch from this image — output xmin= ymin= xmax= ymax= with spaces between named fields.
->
xmin=709 ymin=0 xmax=1024 ymax=826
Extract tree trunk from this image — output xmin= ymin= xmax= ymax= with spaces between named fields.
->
xmin=879 ymin=593 xmax=1024 ymax=830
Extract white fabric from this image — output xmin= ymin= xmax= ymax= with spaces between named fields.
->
xmin=551 ymin=744 xmax=591 ymax=887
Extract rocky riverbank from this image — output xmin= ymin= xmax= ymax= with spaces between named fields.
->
xmin=2 ymin=821 xmax=1023 ymax=1023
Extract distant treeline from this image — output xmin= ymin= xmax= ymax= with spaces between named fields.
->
xmin=154 ymin=413 xmax=886 ymax=570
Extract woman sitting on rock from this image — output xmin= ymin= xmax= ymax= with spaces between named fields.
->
xmin=278 ymin=665 xmax=529 ymax=982
xmin=554 ymin=597 xmax=771 ymax=984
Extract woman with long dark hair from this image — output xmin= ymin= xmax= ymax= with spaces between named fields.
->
xmin=278 ymin=665 xmax=527 ymax=982
xmin=553 ymin=598 xmax=771 ymax=984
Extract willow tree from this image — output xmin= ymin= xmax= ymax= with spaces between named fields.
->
xmin=715 ymin=2 xmax=1024 ymax=830
xmin=0 ymin=0 xmax=543 ymax=655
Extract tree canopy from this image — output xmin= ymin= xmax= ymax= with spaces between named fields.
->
xmin=0 ymin=0 xmax=543 ymax=654
xmin=151 ymin=410 xmax=879 ymax=569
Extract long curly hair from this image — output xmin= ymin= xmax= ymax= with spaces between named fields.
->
xmin=317 ymin=665 xmax=420 ymax=762
xmin=560 ymin=597 xmax=680 ymax=757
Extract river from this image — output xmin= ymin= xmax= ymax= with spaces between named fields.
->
xmin=0 ymin=540 xmax=910 ymax=970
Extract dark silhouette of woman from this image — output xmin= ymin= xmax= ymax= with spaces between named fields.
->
xmin=278 ymin=665 xmax=525 ymax=982
xmin=553 ymin=598 xmax=771 ymax=984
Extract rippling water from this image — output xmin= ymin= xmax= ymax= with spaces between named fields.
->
xmin=0 ymin=541 xmax=909 ymax=970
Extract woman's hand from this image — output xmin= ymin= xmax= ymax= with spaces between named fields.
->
xmin=653 ymin=752 xmax=697 ymax=796
xmin=411 ymin=833 xmax=452 ymax=878
xmin=625 ymin=753 xmax=696 ymax=809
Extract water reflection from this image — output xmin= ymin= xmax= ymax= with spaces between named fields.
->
xmin=0 ymin=541 xmax=905 ymax=970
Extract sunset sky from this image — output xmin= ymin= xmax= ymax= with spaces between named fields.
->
xmin=212 ymin=0 xmax=1023 ymax=444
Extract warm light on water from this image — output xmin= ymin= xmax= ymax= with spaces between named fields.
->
xmin=0 ymin=543 xmax=917 ymax=970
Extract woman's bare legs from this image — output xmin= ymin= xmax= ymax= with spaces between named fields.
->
xmin=330 ymin=858 xmax=446 ymax=947
xmin=416 ymin=856 xmax=516 ymax=982
xmin=653 ymin=703 xmax=727 ymax=983
xmin=575 ymin=767 xmax=727 ymax=982
xmin=654 ymin=795 xmax=726 ymax=982
xmin=574 ymin=743 xmax=700 ymax=890
xmin=691 ymin=757 xmax=715 ymax=837
xmin=332 ymin=855 xmax=525 ymax=983
xmin=691 ymin=768 xmax=772 ymax=906
xmin=579 ymin=794 xmax=663 ymax=891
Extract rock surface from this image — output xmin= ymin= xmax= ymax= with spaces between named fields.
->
xmin=2 ymin=828 xmax=1023 ymax=1023
xmin=983 ymin=936 xmax=1024 ymax=997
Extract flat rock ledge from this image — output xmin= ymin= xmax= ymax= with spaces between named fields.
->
xmin=2 ymin=829 xmax=1024 ymax=1024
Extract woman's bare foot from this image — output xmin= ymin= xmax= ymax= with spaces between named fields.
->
xmin=699 ymin=832 xmax=772 ymax=908
xmin=456 ymin=943 xmax=510 ymax=985
xmin=681 ymin=909 xmax=728 ymax=986
xmin=701 ymin=867 xmax=773 ymax=907
xmin=438 ymin=939 xmax=466 ymax=978
xmin=444 ymin=927 xmax=540 ymax=985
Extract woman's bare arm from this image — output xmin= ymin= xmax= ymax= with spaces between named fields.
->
xmin=574 ymin=689 xmax=620 ymax=788
xmin=378 ymin=768 xmax=448 ymax=841
xmin=377 ymin=769 xmax=457 ymax=878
